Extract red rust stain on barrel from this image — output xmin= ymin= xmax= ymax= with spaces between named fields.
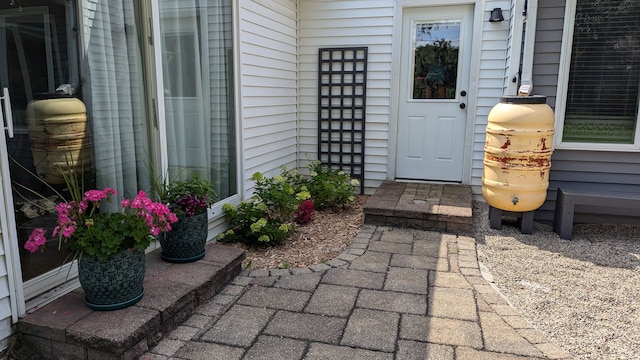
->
xmin=540 ymin=137 xmax=548 ymax=150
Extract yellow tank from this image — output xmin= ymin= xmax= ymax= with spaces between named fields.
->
xmin=26 ymin=96 xmax=93 ymax=184
xmin=482 ymin=95 xmax=555 ymax=212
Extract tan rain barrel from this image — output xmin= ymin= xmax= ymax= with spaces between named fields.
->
xmin=26 ymin=95 xmax=93 ymax=184
xmin=482 ymin=95 xmax=555 ymax=212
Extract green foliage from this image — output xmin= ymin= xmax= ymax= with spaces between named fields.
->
xmin=217 ymin=162 xmax=359 ymax=247
xmin=250 ymin=171 xmax=308 ymax=221
xmin=146 ymin=161 xmax=217 ymax=217
xmin=303 ymin=161 xmax=359 ymax=209
xmin=71 ymin=212 xmax=157 ymax=259
xmin=217 ymin=200 xmax=292 ymax=246
xmin=164 ymin=175 xmax=217 ymax=216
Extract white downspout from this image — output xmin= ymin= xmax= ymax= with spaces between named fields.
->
xmin=519 ymin=0 xmax=538 ymax=96
xmin=506 ymin=0 xmax=525 ymax=95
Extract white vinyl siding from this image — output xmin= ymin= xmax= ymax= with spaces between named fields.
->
xmin=470 ymin=0 xmax=513 ymax=196
xmin=238 ymin=0 xmax=298 ymax=198
xmin=298 ymin=0 xmax=394 ymax=194
xmin=0 ymin=229 xmax=13 ymax=351
xmin=0 ymin=161 xmax=15 ymax=351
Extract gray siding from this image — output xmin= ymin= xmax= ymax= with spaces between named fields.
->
xmin=531 ymin=0 xmax=564 ymax=109
xmin=533 ymin=0 xmax=640 ymax=223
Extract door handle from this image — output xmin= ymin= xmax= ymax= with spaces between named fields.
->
xmin=459 ymin=103 xmax=466 ymax=109
xmin=1 ymin=87 xmax=13 ymax=139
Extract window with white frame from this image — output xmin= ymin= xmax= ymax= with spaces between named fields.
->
xmin=556 ymin=0 xmax=640 ymax=149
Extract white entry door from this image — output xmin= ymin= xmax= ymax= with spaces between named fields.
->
xmin=396 ymin=5 xmax=473 ymax=182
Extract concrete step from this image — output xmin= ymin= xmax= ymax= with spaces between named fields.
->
xmin=17 ymin=243 xmax=245 ymax=359
xmin=364 ymin=181 xmax=473 ymax=235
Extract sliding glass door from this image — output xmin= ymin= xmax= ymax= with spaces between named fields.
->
xmin=0 ymin=0 xmax=236 ymax=311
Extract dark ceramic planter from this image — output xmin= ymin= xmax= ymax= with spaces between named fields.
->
xmin=77 ymin=249 xmax=145 ymax=311
xmin=159 ymin=211 xmax=208 ymax=263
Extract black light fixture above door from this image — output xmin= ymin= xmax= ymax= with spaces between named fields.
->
xmin=489 ymin=8 xmax=504 ymax=22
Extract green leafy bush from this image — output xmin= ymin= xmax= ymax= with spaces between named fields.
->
xmin=218 ymin=199 xmax=292 ymax=245
xmin=217 ymin=162 xmax=359 ymax=247
xmin=250 ymin=171 xmax=309 ymax=221
xmin=303 ymin=161 xmax=360 ymax=209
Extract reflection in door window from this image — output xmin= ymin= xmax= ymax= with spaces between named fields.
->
xmin=0 ymin=3 xmax=78 ymax=285
xmin=411 ymin=21 xmax=460 ymax=100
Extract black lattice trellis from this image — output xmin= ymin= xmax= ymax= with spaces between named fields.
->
xmin=317 ymin=47 xmax=367 ymax=194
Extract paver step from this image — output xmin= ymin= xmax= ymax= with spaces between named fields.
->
xmin=364 ymin=182 xmax=473 ymax=234
xmin=16 ymin=243 xmax=245 ymax=359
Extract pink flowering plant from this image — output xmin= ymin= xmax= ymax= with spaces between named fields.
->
xmin=24 ymin=188 xmax=178 ymax=260
xmin=160 ymin=175 xmax=217 ymax=217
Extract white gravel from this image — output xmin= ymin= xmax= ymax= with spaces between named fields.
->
xmin=473 ymin=201 xmax=640 ymax=360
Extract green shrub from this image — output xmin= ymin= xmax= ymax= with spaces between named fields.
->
xmin=250 ymin=171 xmax=309 ymax=221
xmin=217 ymin=170 xmax=305 ymax=246
xmin=218 ymin=200 xmax=293 ymax=246
xmin=303 ymin=161 xmax=359 ymax=209
xmin=217 ymin=163 xmax=359 ymax=247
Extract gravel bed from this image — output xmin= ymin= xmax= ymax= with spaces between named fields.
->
xmin=474 ymin=201 xmax=640 ymax=359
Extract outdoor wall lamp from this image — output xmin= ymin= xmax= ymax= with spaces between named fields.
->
xmin=489 ymin=8 xmax=504 ymax=22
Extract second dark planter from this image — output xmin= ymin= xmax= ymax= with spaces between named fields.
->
xmin=159 ymin=211 xmax=208 ymax=263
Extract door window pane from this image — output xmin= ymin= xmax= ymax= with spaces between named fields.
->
xmin=2 ymin=0 xmax=151 ymax=301
xmin=412 ymin=21 xmax=460 ymax=100
xmin=562 ymin=0 xmax=640 ymax=144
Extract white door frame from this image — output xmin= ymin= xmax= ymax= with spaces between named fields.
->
xmin=389 ymin=0 xmax=483 ymax=184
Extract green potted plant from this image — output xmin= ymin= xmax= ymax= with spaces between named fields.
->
xmin=23 ymin=183 xmax=178 ymax=310
xmin=157 ymin=175 xmax=217 ymax=263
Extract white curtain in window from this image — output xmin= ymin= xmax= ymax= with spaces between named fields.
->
xmin=161 ymin=2 xmax=209 ymax=181
xmin=81 ymin=0 xmax=149 ymax=206
xmin=159 ymin=0 xmax=235 ymax=199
